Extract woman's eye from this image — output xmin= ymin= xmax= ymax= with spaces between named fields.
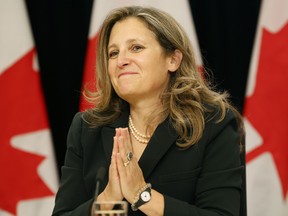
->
xmin=109 ymin=51 xmax=118 ymax=58
xmin=131 ymin=45 xmax=143 ymax=52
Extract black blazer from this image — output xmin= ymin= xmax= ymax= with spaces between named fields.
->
xmin=52 ymin=109 xmax=244 ymax=216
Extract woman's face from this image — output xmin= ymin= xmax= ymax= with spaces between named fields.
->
xmin=107 ymin=17 xmax=174 ymax=105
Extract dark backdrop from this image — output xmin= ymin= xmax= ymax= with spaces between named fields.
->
xmin=25 ymin=0 xmax=261 ymax=176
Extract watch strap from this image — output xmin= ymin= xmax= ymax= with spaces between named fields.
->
xmin=131 ymin=183 xmax=152 ymax=211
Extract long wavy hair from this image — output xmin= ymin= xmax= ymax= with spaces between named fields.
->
xmin=83 ymin=6 xmax=244 ymax=149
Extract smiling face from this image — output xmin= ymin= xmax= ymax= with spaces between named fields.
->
xmin=107 ymin=17 xmax=176 ymax=105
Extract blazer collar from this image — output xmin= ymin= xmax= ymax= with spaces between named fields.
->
xmin=101 ymin=112 xmax=178 ymax=179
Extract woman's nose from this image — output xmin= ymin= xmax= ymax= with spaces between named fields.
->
xmin=117 ymin=51 xmax=130 ymax=68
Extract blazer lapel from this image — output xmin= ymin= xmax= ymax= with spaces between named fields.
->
xmin=138 ymin=117 xmax=178 ymax=180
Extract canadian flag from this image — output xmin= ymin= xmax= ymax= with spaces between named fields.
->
xmin=0 ymin=1 xmax=58 ymax=216
xmin=244 ymin=0 xmax=288 ymax=215
xmin=80 ymin=0 xmax=202 ymax=111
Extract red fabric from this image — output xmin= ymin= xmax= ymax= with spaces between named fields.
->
xmin=0 ymin=50 xmax=54 ymax=215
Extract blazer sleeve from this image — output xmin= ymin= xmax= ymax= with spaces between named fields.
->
xmin=52 ymin=112 xmax=94 ymax=216
xmin=164 ymin=110 xmax=244 ymax=216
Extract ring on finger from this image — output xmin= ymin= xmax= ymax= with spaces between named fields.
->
xmin=124 ymin=161 xmax=130 ymax=167
xmin=127 ymin=151 xmax=133 ymax=161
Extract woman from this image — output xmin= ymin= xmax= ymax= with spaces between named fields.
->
xmin=52 ymin=6 xmax=245 ymax=216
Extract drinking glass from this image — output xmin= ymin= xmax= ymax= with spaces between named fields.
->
xmin=93 ymin=200 xmax=128 ymax=216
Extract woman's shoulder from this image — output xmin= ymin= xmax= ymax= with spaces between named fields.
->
xmin=67 ymin=111 xmax=104 ymax=145
xmin=69 ymin=111 xmax=95 ymax=131
xmin=70 ymin=111 xmax=86 ymax=126
xmin=72 ymin=111 xmax=84 ymax=121
xmin=204 ymin=105 xmax=242 ymax=136
xmin=204 ymin=101 xmax=239 ymax=120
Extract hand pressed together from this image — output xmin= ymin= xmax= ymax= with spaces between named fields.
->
xmin=98 ymin=128 xmax=146 ymax=205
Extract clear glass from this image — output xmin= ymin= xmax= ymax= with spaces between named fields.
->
xmin=93 ymin=200 xmax=128 ymax=216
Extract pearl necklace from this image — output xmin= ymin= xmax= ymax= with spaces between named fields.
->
xmin=128 ymin=115 xmax=150 ymax=144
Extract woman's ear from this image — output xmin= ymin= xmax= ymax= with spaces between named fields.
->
xmin=168 ymin=49 xmax=183 ymax=72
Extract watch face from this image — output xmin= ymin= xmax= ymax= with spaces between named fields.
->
xmin=141 ymin=191 xmax=151 ymax=202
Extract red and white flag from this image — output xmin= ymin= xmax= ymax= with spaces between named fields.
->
xmin=80 ymin=0 xmax=202 ymax=111
xmin=244 ymin=0 xmax=288 ymax=215
xmin=0 ymin=1 xmax=58 ymax=216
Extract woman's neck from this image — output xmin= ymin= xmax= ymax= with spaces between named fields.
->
xmin=129 ymin=103 xmax=163 ymax=138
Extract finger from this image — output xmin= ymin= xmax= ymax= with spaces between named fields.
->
xmin=109 ymin=152 xmax=116 ymax=177
xmin=109 ymin=138 xmax=119 ymax=177
xmin=115 ymin=128 xmax=124 ymax=153
xmin=124 ymin=128 xmax=134 ymax=161
xmin=116 ymin=152 xmax=127 ymax=177
xmin=112 ymin=135 xmax=119 ymax=154
xmin=123 ymin=128 xmax=133 ymax=150
xmin=118 ymin=137 xmax=133 ymax=166
xmin=115 ymin=128 xmax=121 ymax=137
xmin=111 ymin=142 xmax=120 ymax=178
xmin=117 ymin=135 xmax=127 ymax=161
xmin=119 ymin=128 xmax=133 ymax=163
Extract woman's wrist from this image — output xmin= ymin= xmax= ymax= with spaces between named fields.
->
xmin=100 ymin=184 xmax=123 ymax=202
xmin=95 ymin=191 xmax=117 ymax=211
xmin=138 ymin=189 xmax=164 ymax=216
xmin=131 ymin=183 xmax=152 ymax=211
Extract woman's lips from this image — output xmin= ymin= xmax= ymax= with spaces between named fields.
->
xmin=118 ymin=72 xmax=138 ymax=78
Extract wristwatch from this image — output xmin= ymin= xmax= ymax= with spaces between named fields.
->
xmin=131 ymin=183 xmax=152 ymax=211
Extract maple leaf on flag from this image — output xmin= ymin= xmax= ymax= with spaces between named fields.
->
xmin=244 ymin=23 xmax=288 ymax=199
xmin=0 ymin=49 xmax=54 ymax=215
